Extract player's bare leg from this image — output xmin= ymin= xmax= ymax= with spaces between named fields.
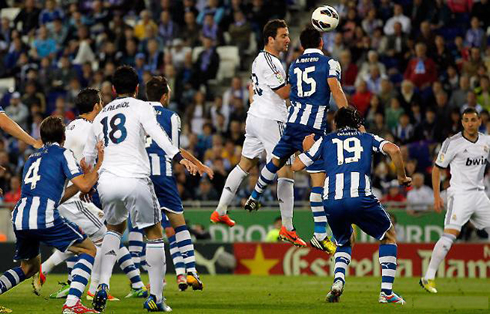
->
xmin=308 ymin=172 xmax=336 ymax=254
xmin=212 ymin=156 xmax=258 ymax=226
xmin=420 ymin=228 xmax=459 ymax=294
xmin=167 ymin=211 xmax=203 ymax=291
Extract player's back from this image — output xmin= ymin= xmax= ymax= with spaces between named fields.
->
xmin=320 ymin=129 xmax=386 ymax=200
xmin=288 ymin=49 xmax=340 ymax=131
xmin=146 ymin=101 xmax=180 ymax=177
xmin=65 ymin=118 xmax=92 ymax=162
xmin=248 ymin=51 xmax=288 ymax=122
xmin=91 ymin=97 xmax=152 ymax=178
xmin=13 ymin=144 xmax=81 ymax=230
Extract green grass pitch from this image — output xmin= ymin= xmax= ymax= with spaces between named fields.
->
xmin=0 ymin=274 xmax=488 ymax=313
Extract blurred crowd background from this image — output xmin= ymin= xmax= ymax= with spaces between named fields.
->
xmin=0 ymin=0 xmax=489 ymax=225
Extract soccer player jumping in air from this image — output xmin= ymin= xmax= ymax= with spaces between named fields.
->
xmin=293 ymin=107 xmax=410 ymax=304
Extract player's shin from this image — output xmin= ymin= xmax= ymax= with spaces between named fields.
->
xmin=146 ymin=239 xmax=166 ymax=303
xmin=310 ymin=187 xmax=328 ymax=240
xmin=98 ymin=231 xmax=122 ymax=288
xmin=379 ymin=244 xmax=397 ymax=295
xmin=88 ymin=246 xmax=103 ymax=295
xmin=333 ymin=246 xmax=351 ymax=285
xmin=216 ymin=165 xmax=248 ymax=215
xmin=42 ymin=250 xmax=73 ymax=275
xmin=251 ymin=161 xmax=280 ymax=200
xmin=117 ymin=244 xmax=144 ymax=289
xmin=174 ymin=225 xmax=196 ymax=273
xmin=168 ymin=235 xmax=186 ymax=276
xmin=0 ymin=267 xmax=26 ymax=295
xmin=425 ymin=233 xmax=456 ymax=280
xmin=65 ymin=254 xmax=95 ymax=307
xmin=128 ymin=229 xmax=144 ymax=270
xmin=277 ymin=178 xmax=294 ymax=231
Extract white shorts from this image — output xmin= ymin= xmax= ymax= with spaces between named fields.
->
xmin=242 ymin=114 xmax=291 ymax=164
xmin=445 ymin=190 xmax=490 ymax=231
xmin=98 ymin=172 xmax=161 ymax=230
xmin=58 ymin=200 xmax=106 ymax=243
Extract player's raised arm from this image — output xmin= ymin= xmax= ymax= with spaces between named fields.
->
xmin=292 ymin=136 xmax=324 ymax=171
xmin=326 ymin=59 xmax=347 ymax=109
xmin=382 ymin=142 xmax=411 ymax=186
xmin=0 ymin=112 xmax=42 ymax=148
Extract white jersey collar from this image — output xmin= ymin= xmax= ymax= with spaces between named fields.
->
xmin=303 ymin=48 xmax=324 ymax=55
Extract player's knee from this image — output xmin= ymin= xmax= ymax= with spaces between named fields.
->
xmin=381 ymin=227 xmax=397 ymax=244
xmin=144 ymin=223 xmax=163 ymax=240
xmin=164 ymin=227 xmax=175 ymax=238
xmin=86 ymin=241 xmax=97 ymax=257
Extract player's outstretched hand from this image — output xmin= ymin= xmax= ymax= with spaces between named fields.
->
xmin=80 ymin=158 xmax=92 ymax=174
xmin=199 ymin=165 xmax=214 ymax=179
xmin=433 ymin=196 xmax=444 ymax=213
xmin=180 ymin=159 xmax=198 ymax=175
xmin=398 ymin=176 xmax=412 ymax=187
xmin=302 ymin=133 xmax=316 ymax=151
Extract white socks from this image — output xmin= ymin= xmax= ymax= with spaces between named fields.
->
xmin=98 ymin=231 xmax=121 ymax=288
xmin=425 ymin=233 xmax=456 ymax=280
xmin=42 ymin=250 xmax=73 ymax=275
xmin=146 ymin=240 xmax=166 ymax=304
xmin=216 ymin=165 xmax=248 ymax=215
xmin=277 ymin=178 xmax=294 ymax=231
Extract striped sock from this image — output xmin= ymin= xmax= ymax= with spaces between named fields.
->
xmin=128 ymin=229 xmax=144 ymax=270
xmin=146 ymin=239 xmax=166 ymax=304
xmin=66 ymin=256 xmax=78 ymax=284
xmin=168 ymin=235 xmax=186 ymax=276
xmin=333 ymin=246 xmax=352 ymax=285
xmin=65 ymin=254 xmax=94 ymax=307
xmin=0 ymin=267 xmax=26 ymax=294
xmin=251 ymin=161 xmax=279 ymax=200
xmin=174 ymin=225 xmax=196 ymax=273
xmin=117 ymin=244 xmax=144 ymax=289
xmin=379 ymin=244 xmax=397 ymax=295
xmin=310 ymin=187 xmax=327 ymax=240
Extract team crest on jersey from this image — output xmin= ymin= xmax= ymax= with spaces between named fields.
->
xmin=484 ymin=145 xmax=489 ymax=153
xmin=438 ymin=153 xmax=445 ymax=162
xmin=452 ymin=214 xmax=457 ymax=220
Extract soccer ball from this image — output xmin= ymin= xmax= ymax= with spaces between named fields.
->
xmin=311 ymin=5 xmax=340 ymax=32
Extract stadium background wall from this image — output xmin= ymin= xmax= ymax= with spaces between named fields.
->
xmin=0 ymin=242 xmax=488 ymax=279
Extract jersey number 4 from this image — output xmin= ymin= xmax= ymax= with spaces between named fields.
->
xmin=332 ymin=138 xmax=363 ymax=165
xmin=293 ymin=66 xmax=316 ymax=97
xmin=101 ymin=113 xmax=127 ymax=146
xmin=25 ymin=158 xmax=42 ymax=189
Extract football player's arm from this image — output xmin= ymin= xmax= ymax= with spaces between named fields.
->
xmin=82 ymin=124 xmax=98 ymax=166
xmin=382 ymin=142 xmax=411 ymax=186
xmin=0 ymin=112 xmax=42 ymax=148
xmin=292 ymin=137 xmax=324 ymax=172
xmin=70 ymin=142 xmax=104 ymax=193
xmin=273 ymin=84 xmax=291 ymax=100
xmin=248 ymin=83 xmax=254 ymax=103
xmin=328 ymin=78 xmax=348 ymax=109
xmin=431 ymin=139 xmax=452 ymax=213
xmin=141 ymin=105 xmax=198 ymax=175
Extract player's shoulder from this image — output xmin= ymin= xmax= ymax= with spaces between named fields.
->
xmin=66 ymin=118 xmax=91 ymax=130
xmin=256 ymin=50 xmax=283 ymax=72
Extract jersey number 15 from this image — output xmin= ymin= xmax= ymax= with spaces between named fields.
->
xmin=293 ymin=66 xmax=316 ymax=97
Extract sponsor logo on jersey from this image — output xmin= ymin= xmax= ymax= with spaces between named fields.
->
xmin=465 ymin=157 xmax=487 ymax=166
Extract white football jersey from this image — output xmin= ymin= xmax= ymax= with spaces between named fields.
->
xmin=83 ymin=97 xmax=179 ymax=178
xmin=247 ymin=51 xmax=288 ymax=122
xmin=435 ymin=132 xmax=490 ymax=191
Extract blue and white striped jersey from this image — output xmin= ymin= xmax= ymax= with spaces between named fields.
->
xmin=145 ymin=102 xmax=181 ymax=177
xmin=299 ymin=128 xmax=388 ymax=199
xmin=287 ymin=48 xmax=341 ymax=131
xmin=12 ymin=143 xmax=83 ymax=230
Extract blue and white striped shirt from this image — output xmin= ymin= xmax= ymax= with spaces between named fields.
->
xmin=145 ymin=102 xmax=181 ymax=177
xmin=287 ymin=48 xmax=341 ymax=131
xmin=300 ymin=129 xmax=388 ymax=200
xmin=12 ymin=143 xmax=82 ymax=230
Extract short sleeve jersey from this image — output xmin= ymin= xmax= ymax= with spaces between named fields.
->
xmin=435 ymin=132 xmax=490 ymax=191
xmin=247 ymin=51 xmax=288 ymax=122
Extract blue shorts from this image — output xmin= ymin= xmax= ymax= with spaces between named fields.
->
xmin=150 ymin=175 xmax=183 ymax=214
xmin=323 ymin=195 xmax=392 ymax=246
xmin=14 ymin=219 xmax=87 ymax=261
xmin=272 ymin=124 xmax=324 ymax=173
xmin=161 ymin=213 xmax=171 ymax=229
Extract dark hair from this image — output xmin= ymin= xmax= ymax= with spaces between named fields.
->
xmin=145 ymin=76 xmax=169 ymax=101
xmin=462 ymin=107 xmax=479 ymax=118
xmin=40 ymin=116 xmax=65 ymax=144
xmin=112 ymin=65 xmax=139 ymax=95
xmin=75 ymin=88 xmax=100 ymax=115
xmin=300 ymin=26 xmax=321 ymax=50
xmin=335 ymin=107 xmax=363 ymax=129
xmin=263 ymin=19 xmax=287 ymax=46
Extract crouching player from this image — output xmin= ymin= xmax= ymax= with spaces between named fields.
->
xmin=292 ymin=107 xmax=411 ymax=304
xmin=0 ymin=116 xmax=104 ymax=313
